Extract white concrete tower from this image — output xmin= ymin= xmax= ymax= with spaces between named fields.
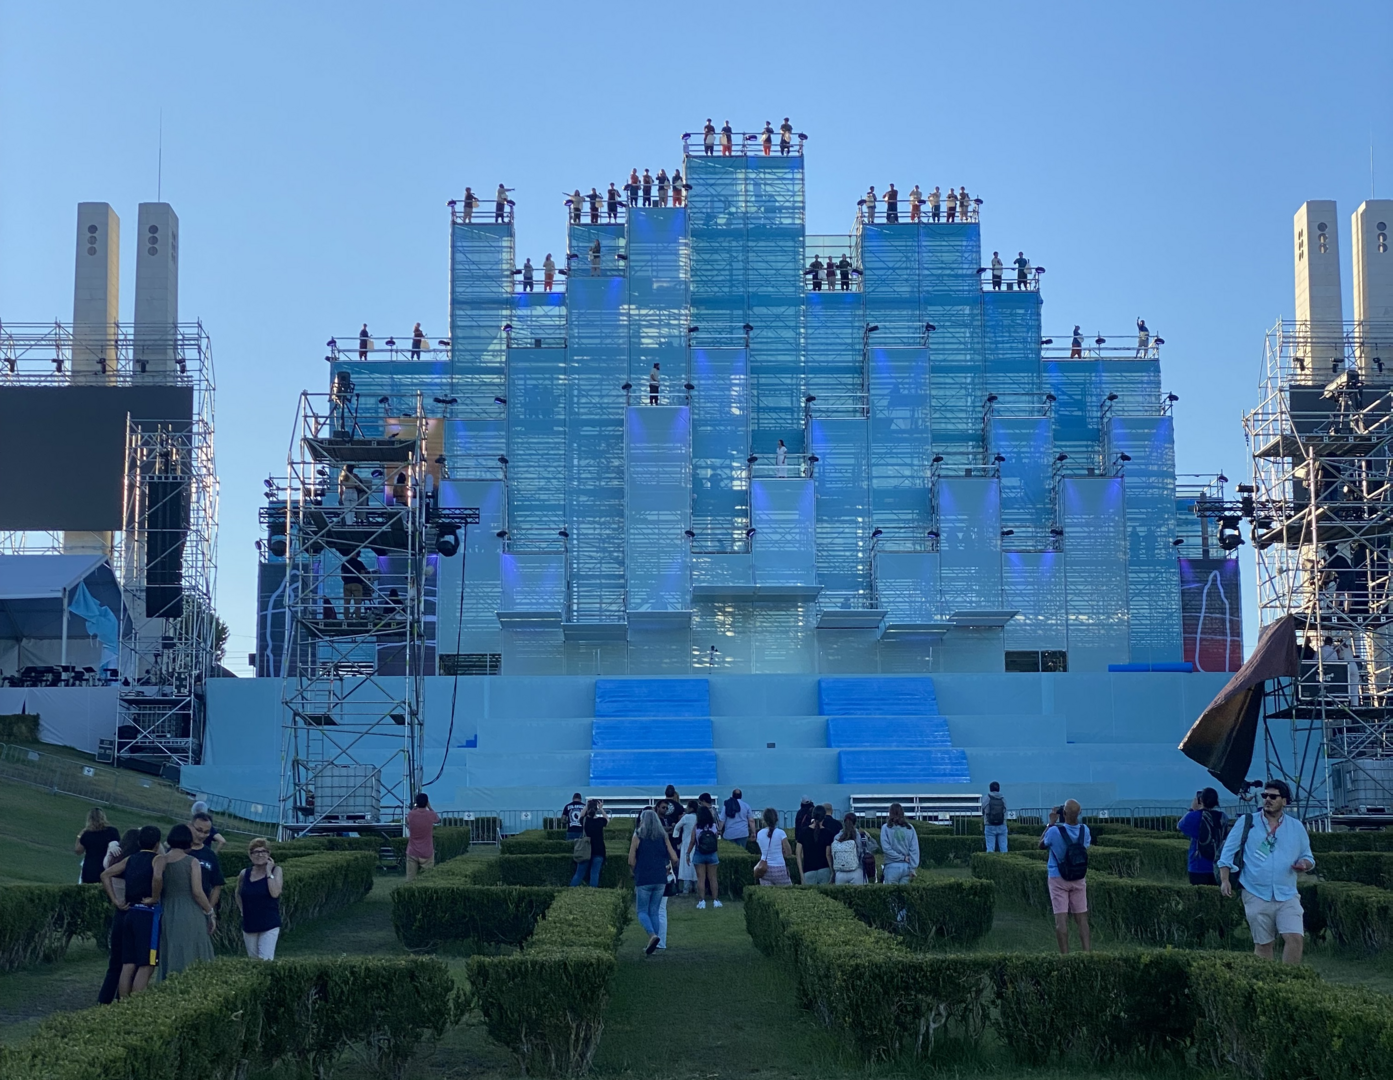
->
xmin=1294 ymin=200 xmax=1344 ymax=381
xmin=72 ymin=202 xmax=120 ymax=385
xmin=1351 ymin=200 xmax=1393 ymax=376
xmin=132 ymin=203 xmax=180 ymax=380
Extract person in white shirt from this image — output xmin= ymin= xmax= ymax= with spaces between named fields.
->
xmin=909 ymin=185 xmax=923 ymax=222
xmin=754 ymin=807 xmax=793 ymax=886
xmin=543 ymin=254 xmax=556 ymax=292
xmin=864 ymin=186 xmax=877 ymax=223
xmin=671 ymin=799 xmax=699 ymax=893
xmin=776 ymin=439 xmax=788 ymax=478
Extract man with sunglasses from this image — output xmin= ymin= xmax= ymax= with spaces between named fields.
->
xmin=1216 ymin=779 xmax=1315 ymax=963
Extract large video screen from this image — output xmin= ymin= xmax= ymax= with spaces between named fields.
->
xmin=1179 ymin=558 xmax=1243 ymax=673
xmin=0 ymin=386 xmax=193 ymax=530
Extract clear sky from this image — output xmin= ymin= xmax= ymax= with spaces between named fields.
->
xmin=2 ymin=2 xmax=1389 ymax=673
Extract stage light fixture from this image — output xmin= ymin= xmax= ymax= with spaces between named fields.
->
xmin=684 ymin=382 xmax=695 ymax=391
xmin=1001 ymin=529 xmax=1015 ymax=536
xmin=384 ymin=338 xmax=395 ymax=347
xmin=865 ymin=324 xmax=880 ymax=333
xmin=1172 ymin=538 xmax=1185 ymax=546
xmin=807 ymin=455 xmax=819 ymax=464
xmin=1095 ymin=336 xmax=1106 ymax=345
xmin=1055 ymin=453 xmax=1068 ymax=462
xmin=558 ymin=529 xmax=569 ymax=539
xmin=1154 ymin=337 xmax=1165 ymax=346
xmin=747 ymin=455 xmax=759 ymax=465
xmin=742 ymin=323 xmax=754 ymax=333
xmin=1051 ymin=528 xmax=1064 ymax=537
xmin=1218 ymin=517 xmax=1244 ymax=551
xmin=1040 ymin=338 xmax=1053 ymax=346
xmin=1045 ymin=393 xmax=1057 ymax=402
xmin=496 ymin=530 xmax=508 ymax=539
xmin=268 ymin=536 xmax=287 ymax=558
xmin=926 ymin=530 xmax=939 ymax=539
xmin=687 ymin=326 xmax=700 ymax=334
xmin=498 ymin=456 xmax=509 ymax=466
xmin=925 ymin=323 xmax=936 ymax=332
xmin=1166 ymin=393 xmax=1179 ymax=403
xmin=804 ymin=394 xmax=817 ymax=403
xmin=326 ymin=338 xmax=336 ymax=348
xmin=1106 ymin=393 xmax=1119 ymax=401
xmin=494 ymin=396 xmax=507 ymax=405
xmin=433 ymin=396 xmax=457 ymax=406
xmin=435 ymin=523 xmax=461 ymax=557
xmin=993 ymin=454 xmax=1006 ymax=464
xmin=438 ymin=339 xmax=450 ymax=348
xmin=871 ymin=528 xmax=883 ymax=539
xmin=434 ymin=455 xmax=447 ymax=465
xmin=746 ymin=528 xmax=757 ymax=538
xmin=932 ymin=454 xmax=944 ymax=464
xmin=986 ymin=394 xmax=998 ymax=403
xmin=1116 ymin=452 xmax=1132 ymax=462
xmin=502 ymin=324 xmax=513 ymax=333
xmin=1217 ymin=474 xmax=1228 ymax=484
xmin=684 ymin=530 xmax=695 ymax=539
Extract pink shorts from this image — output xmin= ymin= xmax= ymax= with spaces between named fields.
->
xmin=1048 ymin=875 xmax=1088 ymax=914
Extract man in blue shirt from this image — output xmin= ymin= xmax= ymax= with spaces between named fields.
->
xmin=1217 ymin=779 xmax=1315 ymax=963
xmin=1039 ymin=800 xmax=1092 ymax=954
xmin=1176 ymin=787 xmax=1226 ymax=885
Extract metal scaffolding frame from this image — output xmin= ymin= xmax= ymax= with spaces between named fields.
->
xmin=1245 ymin=319 xmax=1393 ymax=821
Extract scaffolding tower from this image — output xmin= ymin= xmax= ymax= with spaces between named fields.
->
xmin=1246 ymin=318 xmax=1393 ymax=821
xmin=277 ymin=388 xmax=475 ymax=836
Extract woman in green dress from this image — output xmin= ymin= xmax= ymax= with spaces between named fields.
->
xmin=152 ymin=823 xmax=216 ymax=979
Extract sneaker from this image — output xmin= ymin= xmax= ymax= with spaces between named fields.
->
xmin=645 ymin=935 xmax=660 ymax=956
xmin=713 ymin=900 xmax=723 ymax=908
xmin=657 ymin=943 xmax=666 ymax=949
xmin=696 ymin=900 xmax=706 ymax=909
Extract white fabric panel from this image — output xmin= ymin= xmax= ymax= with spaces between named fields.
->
xmin=0 ymin=686 xmax=118 ymax=753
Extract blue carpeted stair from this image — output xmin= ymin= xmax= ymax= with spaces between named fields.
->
xmin=821 ymin=677 xmax=971 ymax=784
xmin=588 ymin=679 xmax=718 ymax=786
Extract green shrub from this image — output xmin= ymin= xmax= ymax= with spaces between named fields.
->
xmin=0 ymin=884 xmax=109 ymax=972
xmin=1310 ymin=829 xmax=1393 ymax=853
xmin=394 ymin=883 xmax=558 ymax=949
xmin=1103 ymin=836 xmax=1193 ymax=880
xmin=1305 ymin=879 xmax=1393 ymax=954
xmin=816 ymin=879 xmax=994 ymax=948
xmin=911 ymin=831 xmax=988 ymax=867
xmin=0 ymin=955 xmax=459 ymax=1080
xmin=0 ymin=713 xmax=39 ymax=741
xmin=467 ymin=887 xmax=629 ymax=1076
xmin=212 ymin=850 xmax=375 ymax=954
xmin=1189 ymin=955 xmax=1380 ymax=1079
xmin=1087 ymin=876 xmax=1245 ymax=947
xmin=1317 ymin=851 xmax=1393 ymax=889
xmin=495 ymin=849 xmax=760 ymax=897
xmin=500 ymin=838 xmax=574 ymax=856
xmin=970 ymin=852 xmax=1056 ymax=912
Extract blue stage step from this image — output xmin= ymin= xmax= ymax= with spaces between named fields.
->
xmin=818 ymin=677 xmax=939 ymax=717
xmin=837 ymin=748 xmax=972 ymax=784
xmin=589 ymin=749 xmax=718 ymax=787
xmin=827 ymin=716 xmax=954 ymax=748
xmin=591 ymin=718 xmax=713 ymax=750
xmin=595 ymin=679 xmax=710 ymax=718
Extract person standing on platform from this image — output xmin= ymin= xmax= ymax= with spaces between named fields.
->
xmin=235 ymin=838 xmax=283 ymax=959
xmin=626 ymin=169 xmax=639 ymax=207
xmin=543 ymin=254 xmax=556 ymax=292
xmin=590 ymin=239 xmax=602 ymax=275
xmin=459 ymin=188 xmax=477 ymax=223
xmin=1177 ymin=787 xmax=1226 ymax=885
xmin=807 ymin=255 xmax=824 ymax=291
xmin=657 ymin=169 xmax=669 ymax=206
xmin=880 ymin=803 xmax=920 ymax=883
xmin=101 ymin=825 xmax=162 ymax=999
xmin=761 ymin=121 xmax=774 ymax=155
xmin=642 ymin=169 xmax=653 ymax=206
xmin=946 ymin=187 xmax=958 ymax=222
xmin=411 ymin=322 xmax=425 ymax=359
xmin=494 ymin=184 xmax=510 ymax=222
xmin=570 ymin=799 xmax=609 ymax=887
xmin=521 ymin=258 xmax=534 ymax=292
xmin=607 ymin=184 xmax=621 ymax=223
xmin=359 ymin=323 xmax=370 ymax=361
xmin=720 ymin=788 xmax=755 ymax=852
xmin=671 ymin=168 xmax=684 ymax=206
xmin=570 ymin=189 xmax=582 ymax=224
xmin=1070 ymin=325 xmax=1083 ymax=358
xmin=929 ymin=185 xmax=941 ymax=221
xmin=76 ymin=808 xmax=120 ymax=884
xmin=1136 ymin=318 xmax=1151 ymax=358
xmin=649 ymin=363 xmax=661 ymax=405
xmin=885 ymin=183 xmax=899 ymax=222
xmin=1218 ymin=779 xmax=1315 ymax=963
xmin=720 ymin=120 xmax=734 ymax=155
xmin=990 ymin=252 xmax=1004 ymax=291
xmin=703 ymin=119 xmax=716 ymax=155
xmin=838 ymin=255 xmax=852 ymax=291
xmin=341 ymin=551 xmax=369 ymax=619
xmin=776 ymin=439 xmax=788 ymax=477
xmin=864 ymin=186 xmax=877 ymax=223
xmin=909 ymin=184 xmax=923 ymax=222
xmin=405 ymin=793 xmax=440 ymax=881
xmin=780 ymin=117 xmax=794 ymax=155
xmin=981 ymin=782 xmax=1008 ymax=851
xmin=628 ymin=809 xmax=678 ymax=955
xmin=1014 ymin=251 xmax=1030 ymax=290
xmin=588 ymin=187 xmax=601 ymax=224
xmin=959 ymin=186 xmax=971 ymax=220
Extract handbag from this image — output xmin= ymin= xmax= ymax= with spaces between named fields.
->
xmin=664 ymin=866 xmax=677 ymax=897
xmin=753 ymin=858 xmax=768 ymax=881
xmin=572 ymin=835 xmax=592 ymax=862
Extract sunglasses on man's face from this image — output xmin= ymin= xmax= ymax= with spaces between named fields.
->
xmin=1261 ymin=793 xmax=1284 ymax=800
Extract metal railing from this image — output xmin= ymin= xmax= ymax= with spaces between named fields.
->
xmin=513 ymin=265 xmax=566 ymax=293
xmin=450 ymin=196 xmax=514 ymax=225
xmin=0 ymin=740 xmax=211 ymax=824
xmin=1041 ymin=333 xmax=1165 ymax=362
xmin=326 ymin=333 xmax=450 ymax=362
xmin=682 ymin=129 xmax=806 ymax=157
xmin=860 ymin=197 xmax=980 ymax=224
xmin=750 ymin=453 xmax=811 ymax=479
xmin=567 ymin=199 xmax=630 ymax=225
xmin=803 ymin=261 xmax=861 ymax=292
xmin=979 ymin=265 xmax=1042 ymax=292
xmin=0 ymin=320 xmax=211 ymax=384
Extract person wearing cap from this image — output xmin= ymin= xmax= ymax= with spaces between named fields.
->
xmin=720 ymin=789 xmax=755 ymax=852
xmin=795 ymin=798 xmax=815 ymax=834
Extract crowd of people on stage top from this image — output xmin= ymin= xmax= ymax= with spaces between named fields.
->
xmin=861 ymin=184 xmax=978 ymax=224
xmin=75 ymin=802 xmax=282 ymax=1004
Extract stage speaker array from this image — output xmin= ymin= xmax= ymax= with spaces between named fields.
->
xmin=145 ymin=477 xmax=189 ymax=618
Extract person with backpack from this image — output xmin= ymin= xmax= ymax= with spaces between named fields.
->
xmin=1217 ymin=779 xmax=1315 ymax=963
xmin=685 ymin=802 xmax=722 ymax=908
xmin=830 ymin=812 xmax=876 ymax=884
xmin=569 ymin=799 xmax=608 ymax=887
xmin=1040 ymin=800 xmax=1092 ymax=954
xmin=720 ymin=788 xmax=756 ymax=852
xmin=1177 ymin=787 xmax=1227 ymax=885
xmin=980 ymin=782 xmax=1009 ymax=852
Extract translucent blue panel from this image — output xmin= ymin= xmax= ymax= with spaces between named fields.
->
xmin=589 ymin=749 xmax=717 ymax=786
xmin=804 ymin=292 xmax=863 ymax=403
xmin=874 ymin=552 xmax=940 ymax=624
xmin=625 ymin=406 xmax=691 ymax=611
xmin=1061 ymin=478 xmax=1130 ymax=670
xmin=450 ymin=222 xmax=512 ymax=411
xmin=819 ymin=676 xmax=939 ymax=715
xmin=921 ymin=225 xmax=982 ymax=299
xmin=1003 ymin=551 xmax=1067 ymax=650
xmin=500 ymin=553 xmax=565 ymax=612
xmin=869 ymin=346 xmax=931 ymax=534
xmin=861 ymin=224 xmax=923 ymax=303
xmin=827 ymin=716 xmax=953 ymax=747
xmin=506 ymin=346 xmax=567 ymax=540
xmin=594 ymin=678 xmax=710 ymax=716
xmin=809 ymin=417 xmax=871 ymax=604
xmin=690 ymin=347 xmax=748 ymax=544
xmin=442 ymin=479 xmax=503 ymax=631
xmin=591 ymin=718 xmax=713 ymax=749
xmin=444 ymin=418 xmax=506 ymax=479
xmin=936 ymin=478 xmax=1002 ymax=610
xmin=990 ymin=418 xmax=1053 ymax=547
xmin=837 ymin=748 xmax=971 ymax=783
xmin=751 ymin=479 xmax=815 ymax=586
xmin=982 ymin=290 xmax=1042 ymax=388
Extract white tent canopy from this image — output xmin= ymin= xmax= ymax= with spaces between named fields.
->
xmin=0 ymin=554 xmax=108 ymax=601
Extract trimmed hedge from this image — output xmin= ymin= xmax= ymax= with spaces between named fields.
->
xmin=0 ymin=713 xmax=39 ymax=741
xmin=0 ymin=884 xmax=109 ymax=972
xmin=1310 ymin=829 xmax=1393 ymax=853
xmin=211 ymin=850 xmax=375 ymax=954
xmin=1303 ymin=879 xmax=1393 ymax=954
xmin=467 ymin=886 xmax=629 ymax=1076
xmin=218 ymin=827 xmax=470 ymax=877
xmin=500 ymin=838 xmax=574 ymax=856
xmin=815 ymin=878 xmax=994 ymax=948
xmin=493 ymin=849 xmax=761 ymax=897
xmin=1318 ymin=851 xmax=1393 ymax=889
xmin=0 ymin=955 xmax=460 ymax=1080
xmin=1104 ymin=836 xmax=1193 ymax=880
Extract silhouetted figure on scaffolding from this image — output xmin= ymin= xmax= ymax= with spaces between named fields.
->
xmin=544 ymin=253 xmax=556 ymax=292
xmin=946 ymin=188 xmax=957 ymax=222
xmin=569 ymin=189 xmax=582 ymax=224
xmin=627 ymin=169 xmax=640 ymax=207
xmin=1324 ymin=543 xmax=1356 ymax=614
xmin=657 ymin=169 xmax=669 ymax=206
xmin=909 ymin=185 xmax=923 ymax=222
xmin=780 ymin=118 xmax=793 ymax=155
xmin=1014 ymin=251 xmax=1030 ymax=290
xmin=863 ymin=187 xmax=877 ymax=223
xmin=521 ymin=258 xmax=534 ymax=292
xmin=885 ymin=184 xmax=900 ymax=223
xmin=777 ymin=439 xmax=788 ymax=477
xmin=721 ymin=121 xmax=734 ymax=155
xmin=411 ymin=323 xmax=424 ymax=359
xmin=649 ymin=363 xmax=661 ymax=405
xmin=672 ymin=169 xmax=684 ymax=206
xmin=806 ymin=255 xmax=824 ymax=291
xmin=1070 ymin=326 xmax=1083 ymax=358
xmin=838 ymin=254 xmax=852 ymax=291
xmin=341 ymin=552 xmax=370 ymax=621
xmin=959 ymin=187 xmax=971 ymax=221
xmin=990 ymin=252 xmax=1003 ymax=290
xmin=459 ymin=188 xmax=478 ymax=222
xmin=339 ymin=464 xmax=369 ymax=525
xmin=1136 ymin=318 xmax=1151 ymax=358
xmin=703 ymin=120 xmax=716 ymax=155
xmin=590 ymin=239 xmax=602 ymax=276
xmin=358 ymin=324 xmax=370 ymax=361
xmin=642 ymin=169 xmax=653 ymax=206
xmin=607 ymin=184 xmax=621 ymax=223
xmin=761 ymin=122 xmax=774 ymax=156
xmin=588 ymin=187 xmax=601 ymax=224
xmin=495 ymin=184 xmax=511 ymax=223
xmin=929 ymin=185 xmax=941 ymax=222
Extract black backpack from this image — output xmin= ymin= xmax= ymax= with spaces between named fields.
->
xmin=985 ymin=794 xmax=1006 ymax=827
xmin=697 ymin=827 xmax=719 ymax=855
xmin=1196 ymin=809 xmax=1225 ymax=863
xmin=723 ymin=796 xmax=741 ymax=819
xmin=1055 ymin=823 xmax=1089 ymax=881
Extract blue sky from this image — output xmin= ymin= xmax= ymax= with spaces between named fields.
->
xmin=2 ymin=2 xmax=1389 ymax=672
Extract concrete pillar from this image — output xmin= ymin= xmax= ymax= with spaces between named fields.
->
xmin=72 ymin=202 xmax=119 ymax=384
xmin=1351 ymin=200 xmax=1393 ymax=376
xmin=133 ymin=203 xmax=179 ymax=380
xmin=1293 ymin=201 xmax=1344 ymax=382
